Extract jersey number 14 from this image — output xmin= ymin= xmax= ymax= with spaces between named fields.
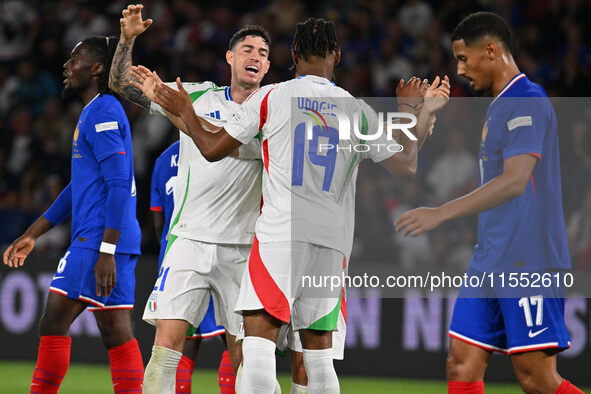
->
xmin=291 ymin=123 xmax=339 ymax=191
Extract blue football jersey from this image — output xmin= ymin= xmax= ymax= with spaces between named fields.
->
xmin=70 ymin=94 xmax=141 ymax=255
xmin=150 ymin=141 xmax=179 ymax=266
xmin=470 ymin=73 xmax=571 ymax=272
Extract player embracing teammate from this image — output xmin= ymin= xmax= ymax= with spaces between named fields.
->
xmin=109 ymin=4 xmax=270 ymax=393
xmin=151 ymin=17 xmax=449 ymax=393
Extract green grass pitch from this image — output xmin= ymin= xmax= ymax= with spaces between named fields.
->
xmin=3 ymin=361 xmax=589 ymax=393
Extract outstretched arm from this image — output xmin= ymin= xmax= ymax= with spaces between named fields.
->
xmin=380 ymin=76 xmax=450 ymax=178
xmin=3 ymin=217 xmax=53 ymax=268
xmin=414 ymin=75 xmax=450 ymax=149
xmin=378 ymin=77 xmax=426 ymax=178
xmin=395 ymin=154 xmax=537 ymax=236
xmin=109 ymin=4 xmax=153 ymax=109
xmin=129 ymin=67 xmax=243 ymax=156
xmin=129 ymin=66 xmax=188 ymax=131
xmin=3 ymin=182 xmax=73 ymax=268
xmin=153 ymin=79 xmax=242 ymax=161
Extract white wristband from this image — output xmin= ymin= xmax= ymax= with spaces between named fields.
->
xmin=99 ymin=242 xmax=116 ymax=255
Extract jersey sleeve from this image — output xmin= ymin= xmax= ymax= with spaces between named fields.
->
xmin=502 ymin=100 xmax=547 ymax=160
xmin=42 ymin=183 xmax=72 ymax=225
xmin=150 ymin=158 xmax=163 ymax=212
xmin=225 ymin=85 xmax=275 ymax=145
xmin=358 ymin=99 xmax=399 ymax=163
xmin=83 ymin=103 xmax=127 ymax=163
xmin=237 ymin=135 xmax=262 ymax=159
xmin=150 ymin=81 xmax=217 ymax=115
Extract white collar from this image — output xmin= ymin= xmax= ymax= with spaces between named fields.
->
xmin=491 ymin=73 xmax=526 ymax=105
xmin=83 ymin=94 xmax=100 ymax=109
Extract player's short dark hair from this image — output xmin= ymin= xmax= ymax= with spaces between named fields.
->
xmin=229 ymin=25 xmax=271 ymax=51
xmin=81 ymin=36 xmax=119 ymax=96
xmin=451 ymin=12 xmax=513 ymax=53
xmin=291 ymin=17 xmax=340 ymax=61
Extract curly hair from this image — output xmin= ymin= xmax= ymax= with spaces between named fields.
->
xmin=291 ymin=17 xmax=340 ymax=61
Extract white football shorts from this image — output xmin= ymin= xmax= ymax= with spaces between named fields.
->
xmin=235 ymin=237 xmax=343 ymax=331
xmin=143 ymin=236 xmax=249 ymax=336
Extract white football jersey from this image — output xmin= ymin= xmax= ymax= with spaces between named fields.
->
xmin=225 ymin=75 xmax=398 ymax=254
xmin=151 ymin=82 xmax=262 ymax=245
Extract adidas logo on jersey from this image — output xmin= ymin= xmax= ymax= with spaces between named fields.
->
xmin=205 ymin=110 xmax=221 ymax=120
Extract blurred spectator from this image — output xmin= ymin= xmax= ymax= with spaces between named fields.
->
xmin=16 ymin=59 xmax=59 ymax=116
xmin=33 ymin=97 xmax=72 ymax=158
xmin=398 ymin=0 xmax=432 ymax=38
xmin=390 ymin=179 xmax=432 ymax=271
xmin=567 ymin=187 xmax=591 ymax=270
xmin=62 ymin=6 xmax=110 ymax=51
xmin=6 ymin=108 xmax=38 ymax=175
xmin=0 ymin=65 xmax=19 ymax=115
xmin=17 ymin=163 xmax=46 ymax=213
xmin=427 ymin=128 xmax=478 ymax=202
xmin=34 ymin=174 xmax=69 ymax=252
xmin=372 ymin=39 xmax=413 ymax=95
xmin=0 ymin=147 xmax=18 ymax=209
xmin=0 ymin=0 xmax=38 ymax=61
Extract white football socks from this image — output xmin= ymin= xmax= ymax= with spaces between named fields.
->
xmin=240 ymin=336 xmax=277 ymax=393
xmin=143 ymin=345 xmax=182 ymax=394
xmin=290 ymin=381 xmax=308 ymax=394
xmin=235 ymin=360 xmax=282 ymax=394
xmin=235 ymin=363 xmax=243 ymax=394
xmin=303 ymin=348 xmax=339 ymax=394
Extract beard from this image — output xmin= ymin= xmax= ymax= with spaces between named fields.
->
xmin=473 ymin=86 xmax=492 ymax=97
xmin=61 ymin=84 xmax=82 ymax=99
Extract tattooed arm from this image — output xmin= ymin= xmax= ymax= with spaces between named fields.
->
xmin=108 ymin=4 xmax=153 ymax=109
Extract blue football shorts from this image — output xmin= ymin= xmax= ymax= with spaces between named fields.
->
xmin=449 ymin=269 xmax=571 ymax=354
xmin=48 ymin=246 xmax=138 ymax=311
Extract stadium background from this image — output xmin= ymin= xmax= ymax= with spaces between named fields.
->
xmin=1 ymin=0 xmax=591 ymax=389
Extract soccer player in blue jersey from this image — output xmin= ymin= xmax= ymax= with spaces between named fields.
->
xmin=396 ymin=12 xmax=582 ymax=394
xmin=3 ymin=36 xmax=144 ymax=394
xmin=151 ymin=141 xmax=180 ymax=268
xmin=150 ymin=140 xmax=232 ymax=393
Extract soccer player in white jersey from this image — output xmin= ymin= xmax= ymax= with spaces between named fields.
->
xmin=108 ymin=4 xmax=270 ymax=393
xmin=152 ymin=17 xmax=450 ymax=393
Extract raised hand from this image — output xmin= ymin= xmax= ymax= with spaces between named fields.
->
xmin=423 ymin=75 xmax=451 ymax=114
xmin=120 ymin=4 xmax=153 ymax=42
xmin=3 ymin=234 xmax=36 ymax=268
xmin=396 ymin=77 xmax=429 ymax=111
xmin=129 ymin=65 xmax=162 ymax=101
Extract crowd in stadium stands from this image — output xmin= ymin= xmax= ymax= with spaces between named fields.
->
xmin=1 ymin=0 xmax=590 ymax=269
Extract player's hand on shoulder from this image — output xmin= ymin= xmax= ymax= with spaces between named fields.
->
xmin=396 ymin=77 xmax=429 ymax=110
xmin=394 ymin=206 xmax=445 ymax=237
xmin=120 ymin=4 xmax=153 ymax=42
xmin=423 ymin=75 xmax=451 ymax=114
xmin=3 ymin=234 xmax=36 ymax=268
xmin=94 ymin=253 xmax=116 ymax=297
